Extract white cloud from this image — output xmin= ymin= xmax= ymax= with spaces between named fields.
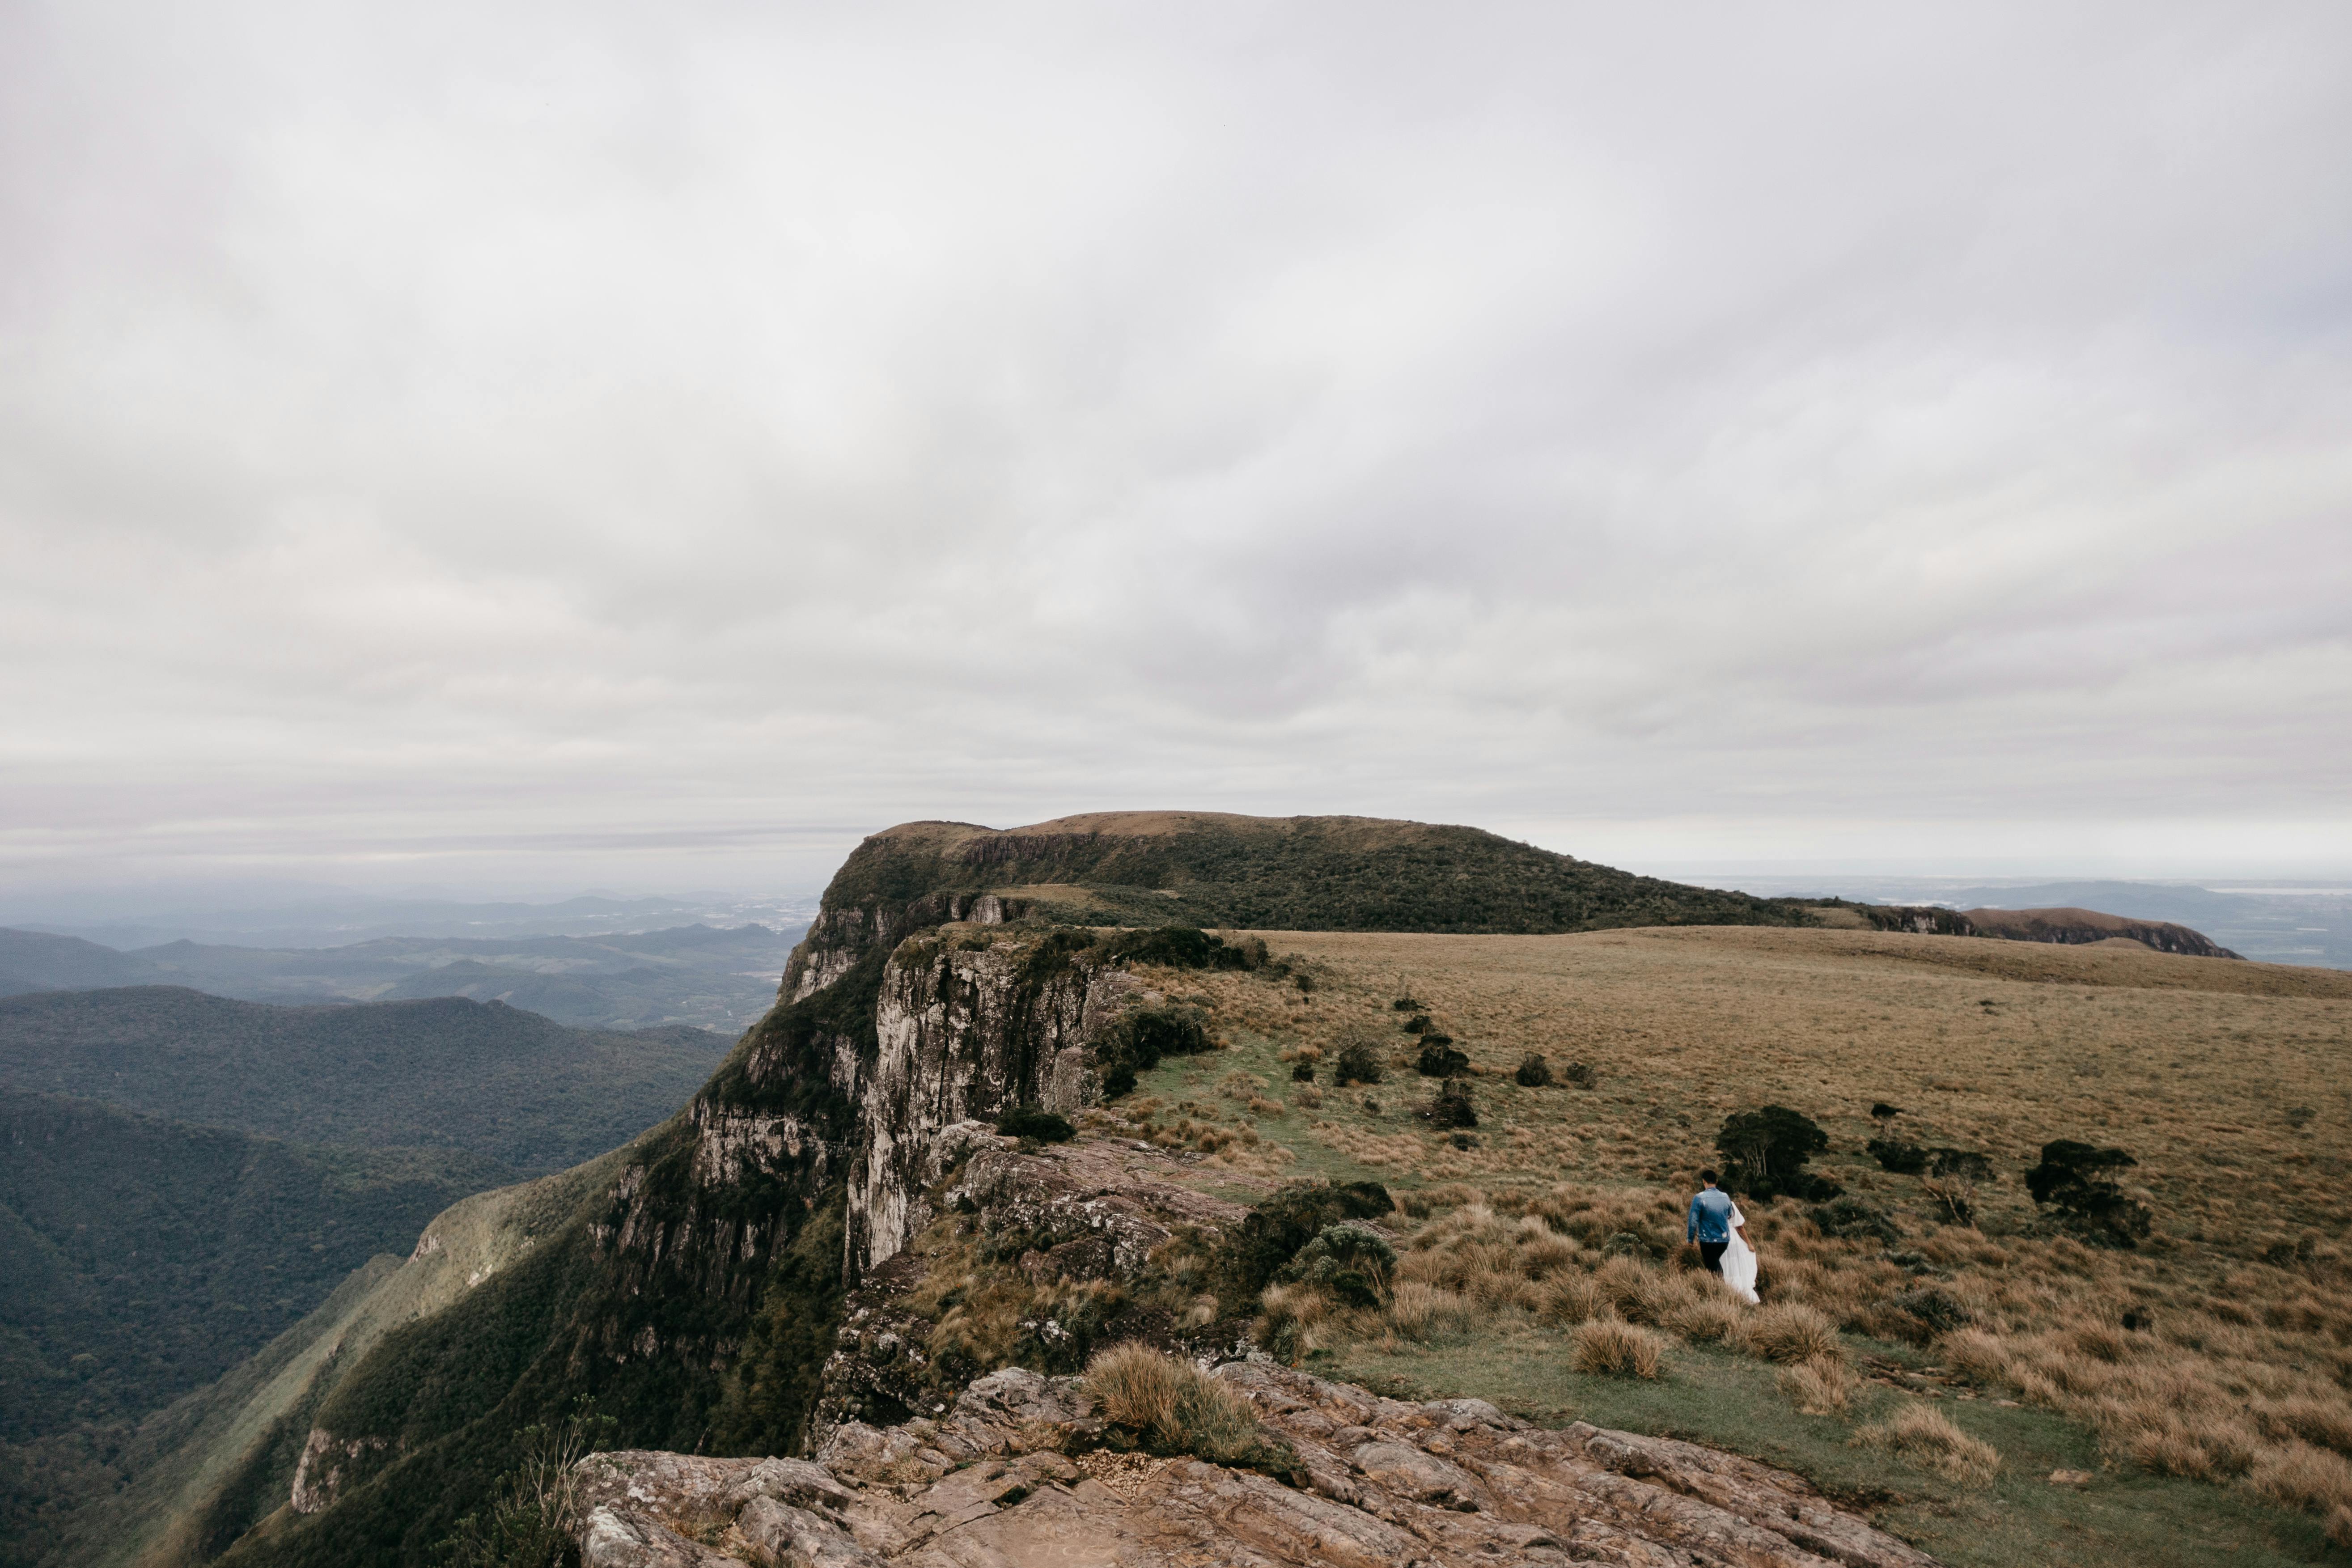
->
xmin=2 ymin=1 xmax=2348 ymax=894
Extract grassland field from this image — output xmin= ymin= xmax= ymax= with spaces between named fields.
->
xmin=1068 ymin=926 xmax=2352 ymax=1568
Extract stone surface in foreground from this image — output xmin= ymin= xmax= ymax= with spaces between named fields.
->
xmin=575 ymin=1362 xmax=1939 ymax=1568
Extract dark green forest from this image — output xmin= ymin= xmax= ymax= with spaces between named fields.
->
xmin=0 ymin=988 xmax=727 ymax=1174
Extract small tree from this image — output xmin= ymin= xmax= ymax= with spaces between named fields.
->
xmin=1514 ymin=1053 xmax=1552 ymax=1087
xmin=2025 ymin=1140 xmax=2150 ymax=1248
xmin=1715 ymin=1106 xmax=1839 ymax=1202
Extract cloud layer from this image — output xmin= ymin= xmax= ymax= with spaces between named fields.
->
xmin=4 ymin=3 xmax=2348 ymax=891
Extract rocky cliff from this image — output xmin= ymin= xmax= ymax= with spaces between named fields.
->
xmin=166 ymin=812 xmax=1876 ymax=1566
xmin=1957 ymin=907 xmax=2241 ymax=958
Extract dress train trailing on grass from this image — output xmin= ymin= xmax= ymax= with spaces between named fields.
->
xmin=1724 ymin=1202 xmax=1759 ymax=1303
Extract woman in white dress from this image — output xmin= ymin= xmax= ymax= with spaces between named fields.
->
xmin=1722 ymin=1201 xmax=1760 ymax=1304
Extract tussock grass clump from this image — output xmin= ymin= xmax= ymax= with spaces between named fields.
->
xmin=1572 ymin=1319 xmax=1665 ymax=1379
xmin=1778 ymin=1354 xmax=1855 ymax=1415
xmin=1858 ymin=1403 xmax=2002 ymax=1487
xmin=1748 ymin=1302 xmax=1843 ymax=1365
xmin=1083 ymin=1345 xmax=1293 ymax=1473
xmin=1387 ymin=1281 xmax=1476 ymax=1342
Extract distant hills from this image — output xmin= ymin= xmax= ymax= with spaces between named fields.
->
xmin=0 ymin=987 xmax=728 ymax=1174
xmin=0 ymin=923 xmax=798 ymax=1033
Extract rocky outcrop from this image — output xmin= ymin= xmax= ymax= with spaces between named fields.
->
xmin=1861 ymin=902 xmax=2239 ymax=957
xmin=575 ymin=1362 xmax=1940 ymax=1568
xmin=1959 ymin=907 xmax=2241 ymax=958
xmin=818 ymin=1137 xmax=1262 ymax=1432
xmin=848 ymin=935 xmax=1142 ymax=1278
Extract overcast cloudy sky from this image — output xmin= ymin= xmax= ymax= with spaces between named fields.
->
xmin=4 ymin=2 xmax=2348 ymax=899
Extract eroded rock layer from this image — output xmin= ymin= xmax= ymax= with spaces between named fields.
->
xmin=575 ymin=1363 xmax=1939 ymax=1568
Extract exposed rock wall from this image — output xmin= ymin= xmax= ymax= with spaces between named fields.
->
xmin=848 ymin=935 xmax=1140 ymax=1278
xmin=573 ymin=1362 xmax=1942 ymax=1568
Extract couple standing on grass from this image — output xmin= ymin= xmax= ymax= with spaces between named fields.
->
xmin=1688 ymin=1170 xmax=1761 ymax=1304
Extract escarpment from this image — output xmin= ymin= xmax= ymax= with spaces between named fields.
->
xmin=188 ymin=813 xmax=1913 ymax=1565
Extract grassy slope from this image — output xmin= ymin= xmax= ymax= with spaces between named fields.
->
xmin=1110 ymin=927 xmax=2352 ymax=1568
xmin=0 ymin=988 xmax=726 ymax=1174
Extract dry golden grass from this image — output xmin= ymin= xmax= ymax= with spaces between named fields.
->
xmin=1572 ymin=1318 xmax=1665 ymax=1379
xmin=1130 ymin=924 xmax=2352 ymax=1532
xmin=1083 ymin=1343 xmax=1267 ymax=1463
xmin=1859 ymin=1402 xmax=2004 ymax=1487
xmin=1780 ymin=1354 xmax=1856 ymax=1415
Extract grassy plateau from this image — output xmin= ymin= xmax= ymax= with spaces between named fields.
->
xmin=1069 ymin=924 xmax=2352 ymax=1568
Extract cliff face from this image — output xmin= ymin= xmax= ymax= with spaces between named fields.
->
xmin=1959 ymin=906 xmax=2242 ymax=958
xmin=849 ymin=932 xmax=1139 ymax=1279
xmin=188 ymin=811 xmax=1836 ymax=1566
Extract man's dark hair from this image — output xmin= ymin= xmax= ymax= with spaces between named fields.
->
xmin=1699 ymin=1169 xmax=1718 ymax=1185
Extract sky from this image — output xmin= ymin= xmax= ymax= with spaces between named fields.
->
xmin=4 ymin=2 xmax=2349 ymax=902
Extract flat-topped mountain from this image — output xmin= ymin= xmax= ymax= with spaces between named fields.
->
xmin=784 ymin=811 xmax=1818 ymax=1000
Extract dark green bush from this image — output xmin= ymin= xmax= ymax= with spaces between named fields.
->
xmin=1716 ymin=1105 xmax=1838 ymax=1202
xmin=1561 ymin=1060 xmax=1598 ymax=1089
xmin=1333 ymin=1038 xmax=1383 ymax=1086
xmin=1102 ymin=1063 xmax=1137 ymax=1099
xmin=1867 ymin=1138 xmax=1928 ymax=1174
xmin=1419 ymin=1080 xmax=1477 ymax=1129
xmin=1290 ymin=1061 xmax=1314 ymax=1083
xmin=1807 ymin=1197 xmax=1899 ymax=1246
xmin=1215 ymin=1181 xmax=1394 ymax=1306
xmin=1415 ymin=1041 xmax=1470 ymax=1077
xmin=1401 ymin=1014 xmax=1434 ymax=1035
xmin=1101 ymin=927 xmax=1260 ymax=971
xmin=1280 ymin=1221 xmax=1398 ymax=1309
xmin=996 ymin=1106 xmax=1075 ymax=1143
xmin=1514 ymin=1054 xmax=1552 ymax=1087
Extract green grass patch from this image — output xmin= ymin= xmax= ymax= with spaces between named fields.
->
xmin=1326 ymin=1327 xmax=2335 ymax=1568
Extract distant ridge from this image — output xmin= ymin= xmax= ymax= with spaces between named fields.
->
xmin=1960 ymin=906 xmax=2241 ymax=959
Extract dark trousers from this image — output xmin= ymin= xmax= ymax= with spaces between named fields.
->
xmin=1698 ymin=1241 xmax=1728 ymax=1276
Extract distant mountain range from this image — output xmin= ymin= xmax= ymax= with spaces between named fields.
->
xmin=0 ymin=891 xmax=820 ymax=951
xmin=0 ymin=923 xmax=801 ymax=1033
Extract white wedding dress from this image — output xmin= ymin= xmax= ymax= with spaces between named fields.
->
xmin=1722 ymin=1203 xmax=1760 ymax=1303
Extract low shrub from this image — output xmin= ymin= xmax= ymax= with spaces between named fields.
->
xmin=996 ymin=1106 xmax=1075 ymax=1143
xmin=1333 ymin=1032 xmax=1385 ymax=1086
xmin=1100 ymin=927 xmax=1260 ymax=972
xmin=1418 ymin=1080 xmax=1477 ymax=1129
xmin=1279 ymin=1222 xmax=1398 ymax=1308
xmin=1215 ymin=1181 xmax=1394 ymax=1306
xmin=1857 ymin=1403 xmax=2002 ymax=1487
xmin=1560 ymin=1060 xmax=1598 ymax=1089
xmin=1415 ymin=1041 xmax=1471 ymax=1078
xmin=1806 ymin=1197 xmax=1898 ymax=1246
xmin=1513 ymin=1054 xmax=1552 ymax=1087
xmin=1401 ymin=1013 xmax=1434 ymax=1035
xmin=1748 ymin=1301 xmax=1842 ymax=1365
xmin=1572 ymin=1319 xmax=1665 ymax=1379
xmin=1867 ymin=1138 xmax=1928 ymax=1174
xmin=1290 ymin=1061 xmax=1315 ymax=1082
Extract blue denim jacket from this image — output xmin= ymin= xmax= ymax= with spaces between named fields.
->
xmin=1688 ymin=1187 xmax=1738 ymax=1244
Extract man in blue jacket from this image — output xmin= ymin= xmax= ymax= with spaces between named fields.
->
xmin=1687 ymin=1169 xmax=1744 ymax=1278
